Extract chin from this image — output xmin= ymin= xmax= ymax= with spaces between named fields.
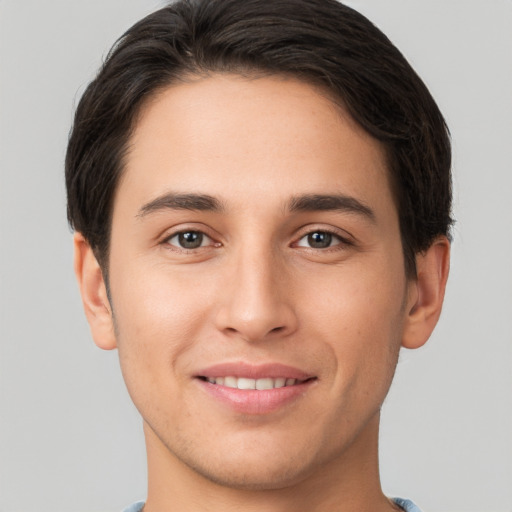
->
xmin=185 ymin=454 xmax=314 ymax=491
xmin=165 ymin=429 xmax=324 ymax=491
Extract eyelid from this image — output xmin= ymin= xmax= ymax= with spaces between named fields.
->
xmin=159 ymin=224 xmax=222 ymax=250
xmin=166 ymin=231 xmax=213 ymax=248
xmin=292 ymin=225 xmax=355 ymax=249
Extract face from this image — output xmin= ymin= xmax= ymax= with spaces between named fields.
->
xmin=107 ymin=74 xmax=414 ymax=489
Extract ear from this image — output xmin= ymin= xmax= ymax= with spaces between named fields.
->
xmin=402 ymin=236 xmax=450 ymax=349
xmin=73 ymin=232 xmax=117 ymax=350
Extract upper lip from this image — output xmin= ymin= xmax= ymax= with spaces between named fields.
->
xmin=195 ymin=362 xmax=314 ymax=380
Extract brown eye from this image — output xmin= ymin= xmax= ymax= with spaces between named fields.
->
xmin=297 ymin=231 xmax=338 ymax=249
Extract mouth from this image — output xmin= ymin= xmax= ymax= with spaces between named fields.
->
xmin=197 ymin=375 xmax=314 ymax=390
xmin=195 ymin=363 xmax=317 ymax=414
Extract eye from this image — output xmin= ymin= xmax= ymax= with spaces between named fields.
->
xmin=165 ymin=230 xmax=212 ymax=249
xmin=296 ymin=231 xmax=344 ymax=249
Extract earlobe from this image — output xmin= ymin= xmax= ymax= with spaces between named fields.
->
xmin=73 ymin=233 xmax=117 ymax=350
xmin=402 ymin=236 xmax=450 ymax=349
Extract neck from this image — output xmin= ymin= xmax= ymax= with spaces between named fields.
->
xmin=143 ymin=412 xmax=399 ymax=512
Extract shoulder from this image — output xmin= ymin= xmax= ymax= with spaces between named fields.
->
xmin=123 ymin=499 xmax=421 ymax=512
xmin=122 ymin=501 xmax=145 ymax=512
xmin=392 ymin=497 xmax=423 ymax=512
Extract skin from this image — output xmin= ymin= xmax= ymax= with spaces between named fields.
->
xmin=74 ymin=74 xmax=450 ymax=512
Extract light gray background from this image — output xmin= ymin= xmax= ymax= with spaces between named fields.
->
xmin=1 ymin=1 xmax=511 ymax=511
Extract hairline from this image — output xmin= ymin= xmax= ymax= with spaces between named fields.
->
xmin=94 ymin=70 xmax=417 ymax=293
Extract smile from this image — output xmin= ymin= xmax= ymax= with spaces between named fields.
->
xmin=195 ymin=364 xmax=317 ymax=414
xmin=199 ymin=376 xmax=308 ymax=390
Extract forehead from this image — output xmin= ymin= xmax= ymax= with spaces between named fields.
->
xmin=118 ymin=73 xmax=394 ymax=219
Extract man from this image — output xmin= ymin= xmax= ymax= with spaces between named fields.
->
xmin=66 ymin=1 xmax=451 ymax=510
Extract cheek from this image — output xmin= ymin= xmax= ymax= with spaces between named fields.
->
xmin=302 ymin=256 xmax=406 ymax=384
xmin=112 ymin=258 xmax=212 ymax=332
xmin=110 ymin=262 xmax=215 ymax=390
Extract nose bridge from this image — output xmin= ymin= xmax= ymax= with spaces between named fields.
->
xmin=215 ymin=240 xmax=296 ymax=341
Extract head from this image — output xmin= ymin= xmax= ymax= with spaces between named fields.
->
xmin=67 ymin=0 xmax=451 ymax=497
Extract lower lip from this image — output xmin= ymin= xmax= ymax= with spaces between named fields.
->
xmin=196 ymin=379 xmax=315 ymax=415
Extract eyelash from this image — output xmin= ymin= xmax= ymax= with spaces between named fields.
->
xmin=163 ymin=230 xmax=219 ymax=252
xmin=161 ymin=227 xmax=352 ymax=253
xmin=294 ymin=228 xmax=353 ymax=251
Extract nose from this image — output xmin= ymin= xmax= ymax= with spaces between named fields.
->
xmin=214 ymin=248 xmax=298 ymax=343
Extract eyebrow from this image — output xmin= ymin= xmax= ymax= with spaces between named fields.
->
xmin=137 ymin=193 xmax=224 ymax=218
xmin=137 ymin=191 xmax=375 ymax=222
xmin=288 ymin=194 xmax=375 ymax=222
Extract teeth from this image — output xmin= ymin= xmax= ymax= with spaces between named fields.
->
xmin=274 ymin=377 xmax=286 ymax=388
xmin=256 ymin=378 xmax=274 ymax=390
xmin=205 ymin=376 xmax=300 ymax=389
xmin=224 ymin=376 xmax=237 ymax=388
xmin=237 ymin=377 xmax=256 ymax=390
